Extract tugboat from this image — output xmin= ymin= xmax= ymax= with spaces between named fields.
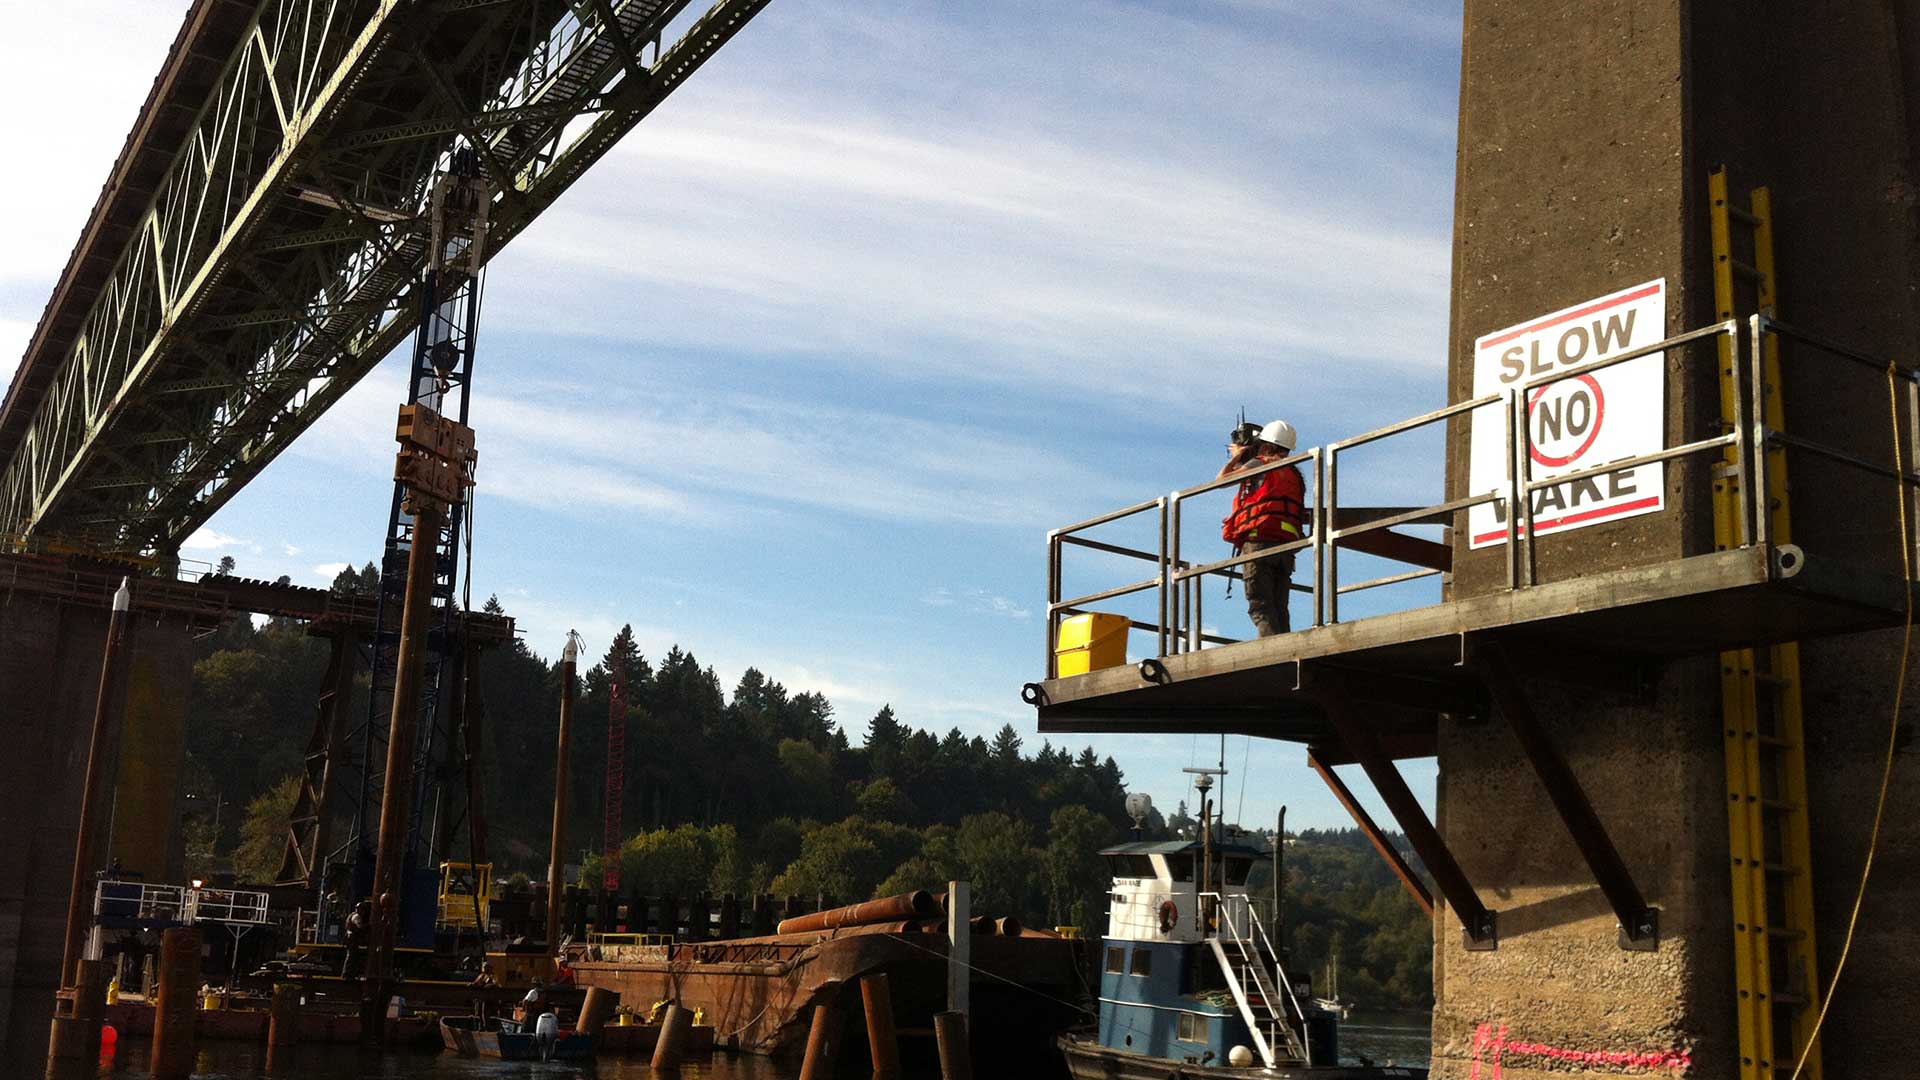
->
xmin=1057 ymin=777 xmax=1425 ymax=1078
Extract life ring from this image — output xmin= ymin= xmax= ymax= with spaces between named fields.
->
xmin=1158 ymin=900 xmax=1179 ymax=934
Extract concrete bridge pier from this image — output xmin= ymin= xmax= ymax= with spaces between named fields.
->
xmin=1437 ymin=2 xmax=1918 ymax=1077
xmin=0 ymin=586 xmax=193 ymax=1061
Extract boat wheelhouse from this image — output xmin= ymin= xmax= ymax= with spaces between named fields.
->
xmin=1094 ymin=838 xmax=1334 ymax=1069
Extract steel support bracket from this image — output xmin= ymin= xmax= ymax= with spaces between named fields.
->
xmin=1463 ymin=909 xmax=1499 ymax=952
xmin=1619 ymin=906 xmax=1659 ymax=952
xmin=1307 ymin=667 xmax=1499 ymax=950
xmin=1474 ymin=640 xmax=1661 ymax=952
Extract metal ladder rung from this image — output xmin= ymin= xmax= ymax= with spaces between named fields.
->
xmin=1727 ymin=204 xmax=1761 ymax=226
xmin=1753 ymin=671 xmax=1794 ymax=691
xmin=1757 ymin=734 xmax=1797 ymax=749
xmin=1760 ymin=797 xmax=1801 ymax=812
xmin=1763 ymin=861 xmax=1802 ymax=876
xmin=1729 ymin=258 xmax=1765 ymax=280
xmin=1764 ymin=927 xmax=1808 ymax=941
xmin=1772 ymin=991 xmax=1810 ymax=1007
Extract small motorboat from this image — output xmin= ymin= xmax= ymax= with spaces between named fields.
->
xmin=440 ymin=1013 xmax=595 ymax=1060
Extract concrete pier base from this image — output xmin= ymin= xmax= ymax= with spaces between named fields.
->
xmin=1439 ymin=2 xmax=1918 ymax=1077
xmin=0 ymin=588 xmax=193 ymax=1062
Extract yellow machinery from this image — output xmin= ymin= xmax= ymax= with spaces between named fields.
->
xmin=1709 ymin=167 xmax=1823 ymax=1080
xmin=437 ymin=860 xmax=493 ymax=930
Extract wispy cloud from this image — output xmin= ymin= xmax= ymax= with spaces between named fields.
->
xmin=1 ymin=0 xmax=1461 ymax=830
xmin=311 ymin=562 xmax=349 ymax=580
xmin=182 ymin=527 xmax=245 ymax=551
xmin=923 ymin=586 xmax=1028 ymax=620
xmin=506 ymin=101 xmax=1450 ymax=397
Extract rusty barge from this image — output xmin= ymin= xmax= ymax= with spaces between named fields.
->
xmin=571 ymin=890 xmax=1090 ymax=1067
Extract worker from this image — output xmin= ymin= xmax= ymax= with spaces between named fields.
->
xmin=1217 ymin=419 xmax=1307 ymax=636
xmin=340 ymin=899 xmax=371 ymax=977
xmin=518 ymin=980 xmax=547 ymax=1025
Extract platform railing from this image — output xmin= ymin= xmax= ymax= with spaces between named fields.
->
xmin=1750 ymin=314 xmax=1920 ymax=567
xmin=1036 ymin=311 xmax=1920 ymax=676
xmin=1042 ymin=315 xmax=1920 ymax=679
xmin=183 ymin=886 xmax=271 ymax=926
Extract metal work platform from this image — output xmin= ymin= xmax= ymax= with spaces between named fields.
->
xmin=0 ymin=551 xmax=513 ymax=643
xmin=1028 ymin=316 xmax=1920 ymax=747
xmin=1027 ymin=316 xmax=1920 ymax=950
xmin=1032 ymin=541 xmax=1911 ymax=746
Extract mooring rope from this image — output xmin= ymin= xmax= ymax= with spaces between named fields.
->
xmin=1786 ymin=362 xmax=1916 ymax=1079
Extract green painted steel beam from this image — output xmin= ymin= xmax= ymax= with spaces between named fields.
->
xmin=1 ymin=0 xmax=767 ymax=555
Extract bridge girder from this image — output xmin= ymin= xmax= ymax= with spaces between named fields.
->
xmin=0 ymin=0 xmax=769 ymax=555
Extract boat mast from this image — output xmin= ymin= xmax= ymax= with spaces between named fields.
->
xmin=1274 ymin=805 xmax=1286 ymax=955
xmin=1183 ymin=764 xmax=1225 ymax=933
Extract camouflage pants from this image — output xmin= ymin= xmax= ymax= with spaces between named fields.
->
xmin=1240 ymin=540 xmax=1295 ymax=636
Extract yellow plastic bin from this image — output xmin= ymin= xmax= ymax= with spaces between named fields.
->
xmin=1055 ymin=612 xmax=1130 ymax=676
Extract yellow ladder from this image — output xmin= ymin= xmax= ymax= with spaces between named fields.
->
xmin=1709 ymin=166 xmax=1822 ymax=1080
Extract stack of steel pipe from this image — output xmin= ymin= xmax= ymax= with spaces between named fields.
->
xmin=776 ymin=890 xmax=939 ymax=935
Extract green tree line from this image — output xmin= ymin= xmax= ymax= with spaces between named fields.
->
xmin=180 ymin=572 xmax=1433 ymax=1009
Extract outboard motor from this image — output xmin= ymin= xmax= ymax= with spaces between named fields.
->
xmin=535 ymin=1011 xmax=560 ymax=1061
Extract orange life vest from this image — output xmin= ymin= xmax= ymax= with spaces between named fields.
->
xmin=1221 ymin=463 xmax=1307 ymax=545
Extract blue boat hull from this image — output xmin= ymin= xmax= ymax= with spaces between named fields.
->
xmin=1058 ymin=1030 xmax=1427 ymax=1079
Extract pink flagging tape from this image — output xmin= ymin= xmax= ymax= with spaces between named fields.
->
xmin=1471 ymin=1022 xmax=1693 ymax=1076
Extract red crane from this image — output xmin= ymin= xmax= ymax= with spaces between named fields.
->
xmin=603 ymin=664 xmax=627 ymax=891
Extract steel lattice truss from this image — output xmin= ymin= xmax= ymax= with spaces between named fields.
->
xmin=0 ymin=0 xmax=768 ymax=555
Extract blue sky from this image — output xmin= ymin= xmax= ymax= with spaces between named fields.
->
xmin=0 ymin=1 xmax=1463 ymax=831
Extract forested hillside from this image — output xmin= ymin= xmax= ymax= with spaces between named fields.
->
xmin=180 ymin=573 xmax=1434 ymax=1008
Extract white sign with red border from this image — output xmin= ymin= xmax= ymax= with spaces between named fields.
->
xmin=1466 ymin=279 xmax=1668 ymax=549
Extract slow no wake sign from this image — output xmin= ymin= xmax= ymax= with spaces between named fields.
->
xmin=1466 ymin=279 xmax=1668 ymax=549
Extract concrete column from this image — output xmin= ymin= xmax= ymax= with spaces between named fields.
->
xmin=108 ymin=613 xmax=192 ymax=882
xmin=0 ymin=593 xmax=194 ymax=1062
xmin=1438 ymin=3 xmax=1918 ymax=1078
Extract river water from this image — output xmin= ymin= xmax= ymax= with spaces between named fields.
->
xmin=35 ymin=1013 xmax=1432 ymax=1079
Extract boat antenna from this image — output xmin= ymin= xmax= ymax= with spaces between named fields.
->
xmin=1184 ymin=765 xmax=1225 ymax=923
xmin=1236 ymin=735 xmax=1251 ymax=828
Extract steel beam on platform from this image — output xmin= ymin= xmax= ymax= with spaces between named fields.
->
xmin=1475 ymin=643 xmax=1660 ymax=950
xmin=1312 ymin=673 xmax=1497 ymax=948
xmin=1307 ymin=750 xmax=1434 ymax=916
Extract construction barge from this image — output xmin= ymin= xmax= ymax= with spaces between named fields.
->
xmin=572 ymin=889 xmax=1090 ymax=1067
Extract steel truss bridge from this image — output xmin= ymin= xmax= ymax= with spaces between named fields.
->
xmin=0 ymin=0 xmax=768 ymax=556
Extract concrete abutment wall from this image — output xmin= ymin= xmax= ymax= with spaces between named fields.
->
xmin=0 ymin=593 xmax=192 ymax=1062
xmin=1438 ymin=2 xmax=1918 ymax=1077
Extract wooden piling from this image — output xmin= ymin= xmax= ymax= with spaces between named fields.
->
xmin=149 ymin=927 xmax=202 ymax=1080
xmin=861 ymin=973 xmax=901 ymax=1080
xmin=651 ymin=1003 xmax=694 ymax=1069
xmin=934 ymin=1010 xmax=973 ymax=1080
xmin=547 ymin=637 xmax=578 ymax=952
xmin=45 ymin=959 xmax=106 ymax=1060
xmin=578 ymin=986 xmax=618 ymax=1038
xmin=267 ymin=983 xmax=298 ymax=1047
xmin=798 ymin=1000 xmax=841 ymax=1080
xmin=59 ymin=582 xmax=130 ymax=992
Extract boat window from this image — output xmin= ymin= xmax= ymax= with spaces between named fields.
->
xmin=1107 ymin=854 xmax=1154 ymax=878
xmin=1178 ymin=1012 xmax=1210 ymax=1042
xmin=1131 ymin=947 xmax=1152 ymax=977
xmin=1224 ymin=857 xmax=1252 ymax=886
xmin=1105 ymin=947 xmax=1125 ymax=974
xmin=1165 ymin=854 xmax=1194 ymax=882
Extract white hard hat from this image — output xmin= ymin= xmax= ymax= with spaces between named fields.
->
xmin=1257 ymin=419 xmax=1298 ymax=451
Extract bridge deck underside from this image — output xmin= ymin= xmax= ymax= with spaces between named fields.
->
xmin=1034 ymin=544 xmax=1915 ymax=748
xmin=1 ymin=0 xmax=767 ymax=555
